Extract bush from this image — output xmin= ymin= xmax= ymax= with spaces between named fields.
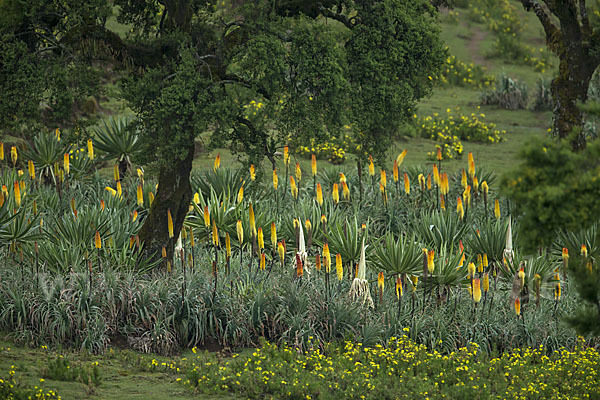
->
xmin=415 ymin=108 xmax=505 ymax=160
xmin=435 ymin=54 xmax=495 ymax=89
xmin=481 ymin=74 xmax=528 ymax=110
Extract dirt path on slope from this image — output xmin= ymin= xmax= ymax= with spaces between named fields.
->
xmin=466 ymin=25 xmax=490 ymax=68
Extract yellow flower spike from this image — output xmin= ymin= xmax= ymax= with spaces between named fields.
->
xmin=11 ymin=146 xmax=18 ymax=166
xmin=105 ymin=187 xmax=117 ymax=197
xmin=0 ymin=192 xmax=5 ymax=207
xmin=380 ymin=169 xmax=387 ymax=188
xmin=63 ymin=154 xmax=70 ymax=175
xmin=161 ymin=246 xmax=167 ymax=258
xmin=403 ymin=173 xmax=410 ymax=195
xmin=249 ymin=164 xmax=256 ymax=181
xmin=339 ymin=172 xmax=346 ymax=184
xmin=236 ymin=220 xmax=244 ymax=245
xmin=295 ymin=162 xmax=302 ymax=182
xmin=377 ymin=272 xmax=385 ymax=291
xmin=13 ymin=181 xmax=21 ymax=207
xmin=167 ymin=209 xmax=174 ymax=238
xmin=305 ymin=219 xmax=312 ymax=232
xmin=342 ymin=182 xmax=350 ymax=200
xmin=132 ymin=210 xmax=138 ymax=221
xmin=260 ymin=252 xmax=266 ymax=270
xmin=26 ymin=160 xmax=35 ymax=180
xmin=213 ymin=153 xmax=221 ymax=172
xmin=427 ymin=250 xmax=435 ymax=274
xmin=316 ymin=183 xmax=323 ymax=206
xmin=249 ymin=203 xmax=256 ymax=235
xmin=514 ymin=298 xmax=521 ymax=316
xmin=136 ymin=185 xmax=144 ymax=207
xmin=212 ymin=220 xmax=219 ymax=246
xmin=467 ymin=262 xmax=475 ymax=278
xmin=323 ymin=243 xmax=331 ymax=273
xmin=0 ymin=143 xmax=3 ymax=160
xmin=397 ymin=149 xmax=408 ymax=166
xmin=518 ymin=267 xmax=525 ymax=288
xmin=148 ymin=192 xmax=154 ymax=206
xmin=55 ymin=128 xmax=60 ymax=141
xmin=427 ymin=173 xmax=432 ymax=190
xmin=272 ymin=169 xmax=278 ymax=191
xmin=395 ymin=277 xmax=403 ymax=299
xmin=581 ymin=244 xmax=588 ymax=257
xmin=411 ymin=275 xmax=418 ymax=291
xmin=283 ymin=145 xmax=290 ymax=166
xmin=226 ymin=233 xmax=231 ymax=258
xmin=393 ymin=160 xmax=399 ymax=183
xmin=257 ymin=227 xmax=264 ymax=250
xmin=113 ymin=164 xmax=120 ymax=182
xmin=193 ymin=192 xmax=200 ymax=205
xmin=270 ymin=222 xmax=277 ymax=248
xmin=481 ymin=180 xmax=489 ymax=196
xmin=473 ymin=278 xmax=482 ymax=303
xmin=321 ymin=214 xmax=327 ymax=224
xmin=137 ymin=168 xmax=144 ymax=179
xmin=315 ymin=254 xmax=321 ymax=271
xmin=468 ymin=152 xmax=475 ymax=179
xmin=277 ymin=241 xmax=285 ymax=264
xmin=461 ymin=169 xmax=467 ymax=189
xmin=458 ymin=252 xmax=465 ymax=268
xmin=494 ymin=199 xmax=501 ymax=219
xmin=203 ymin=206 xmax=210 ymax=228
xmin=483 ymin=273 xmax=490 ymax=293
xmin=87 ymin=139 xmax=94 ymax=160
xmin=336 ymin=254 xmax=343 ymax=281
xmin=418 ymin=174 xmax=425 ymax=191
xmin=368 ymin=155 xmax=375 ymax=177
xmin=311 ymin=154 xmax=317 ymax=177
xmin=483 ymin=254 xmax=489 ymax=268
xmin=440 ymin=194 xmax=446 ymax=210
xmin=457 ymin=197 xmax=464 ymax=220
xmin=332 ymin=183 xmax=339 ymax=204
xmin=554 ymin=282 xmax=561 ymax=300
xmin=290 ymin=176 xmax=298 ymax=199
xmin=95 ymin=231 xmax=102 ymax=249
xmin=237 ymin=186 xmax=244 ymax=204
xmin=473 ymin=176 xmax=479 ymax=193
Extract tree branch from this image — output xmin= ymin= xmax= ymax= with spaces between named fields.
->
xmin=318 ymin=5 xmax=357 ymax=29
xmin=520 ymin=1 xmax=560 ymax=49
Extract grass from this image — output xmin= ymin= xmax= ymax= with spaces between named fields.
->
xmin=0 ymin=340 xmax=231 ymax=400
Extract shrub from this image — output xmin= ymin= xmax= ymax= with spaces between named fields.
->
xmin=531 ymin=77 xmax=553 ymax=111
xmin=480 ymin=74 xmax=528 ymax=110
xmin=415 ymin=108 xmax=505 ymax=160
xmin=435 ymin=54 xmax=495 ymax=89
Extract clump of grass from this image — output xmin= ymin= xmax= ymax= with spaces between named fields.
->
xmin=480 ymin=74 xmax=528 ymax=110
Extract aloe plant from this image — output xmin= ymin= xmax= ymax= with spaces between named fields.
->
xmin=371 ymin=233 xmax=422 ymax=276
xmin=412 ymin=210 xmax=468 ymax=251
xmin=93 ymin=116 xmax=142 ymax=177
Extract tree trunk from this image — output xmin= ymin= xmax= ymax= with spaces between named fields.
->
xmin=552 ymin=38 xmax=596 ymax=151
xmin=138 ymin=145 xmax=194 ymax=265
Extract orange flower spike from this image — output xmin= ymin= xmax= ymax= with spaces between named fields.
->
xmin=249 ymin=203 xmax=256 ymax=235
xmin=295 ymin=253 xmax=303 ymax=277
xmin=237 ymin=186 xmax=244 ymax=204
xmin=95 ymin=231 xmax=102 ymax=249
xmin=461 ymin=168 xmax=467 ymax=189
xmin=257 ymin=227 xmax=264 ymax=250
xmin=249 ymin=164 xmax=256 ymax=181
xmin=368 ymin=155 xmax=375 ymax=177
xmin=380 ymin=169 xmax=387 ymax=188
xmin=433 ymin=164 xmax=440 ymax=186
xmin=581 ymin=244 xmax=588 ymax=258
xmin=472 ymin=278 xmax=482 ymax=303
xmin=283 ymin=145 xmax=290 ymax=166
xmin=393 ymin=160 xmax=399 ymax=183
xmin=562 ymin=247 xmax=569 ymax=268
xmin=436 ymin=147 xmax=442 ymax=162
xmin=260 ymin=252 xmax=266 ymax=271
xmin=377 ymin=272 xmax=385 ymax=291
xmin=515 ymin=298 xmax=521 ymax=316
xmin=403 ymin=173 xmax=410 ymax=195
xmin=316 ymin=183 xmax=323 ymax=206
xmin=270 ymin=222 xmax=277 ymax=248
xmin=203 ymin=206 xmax=210 ymax=227
xmin=468 ymin=152 xmax=475 ymax=179
xmin=315 ymin=254 xmax=321 ymax=272
xmin=13 ymin=181 xmax=21 ymax=207
xmin=342 ymin=182 xmax=350 ymax=200
xmin=395 ymin=277 xmax=403 ymax=299
xmin=427 ymin=174 xmax=432 ymax=190
xmin=311 ymin=154 xmax=317 ymax=177
xmin=427 ymin=250 xmax=435 ymax=274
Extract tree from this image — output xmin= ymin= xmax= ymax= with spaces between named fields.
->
xmin=519 ymin=1 xmax=600 ymax=150
xmin=1 ymin=0 xmax=444 ymax=263
xmin=120 ymin=0 xmax=444 ymax=262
